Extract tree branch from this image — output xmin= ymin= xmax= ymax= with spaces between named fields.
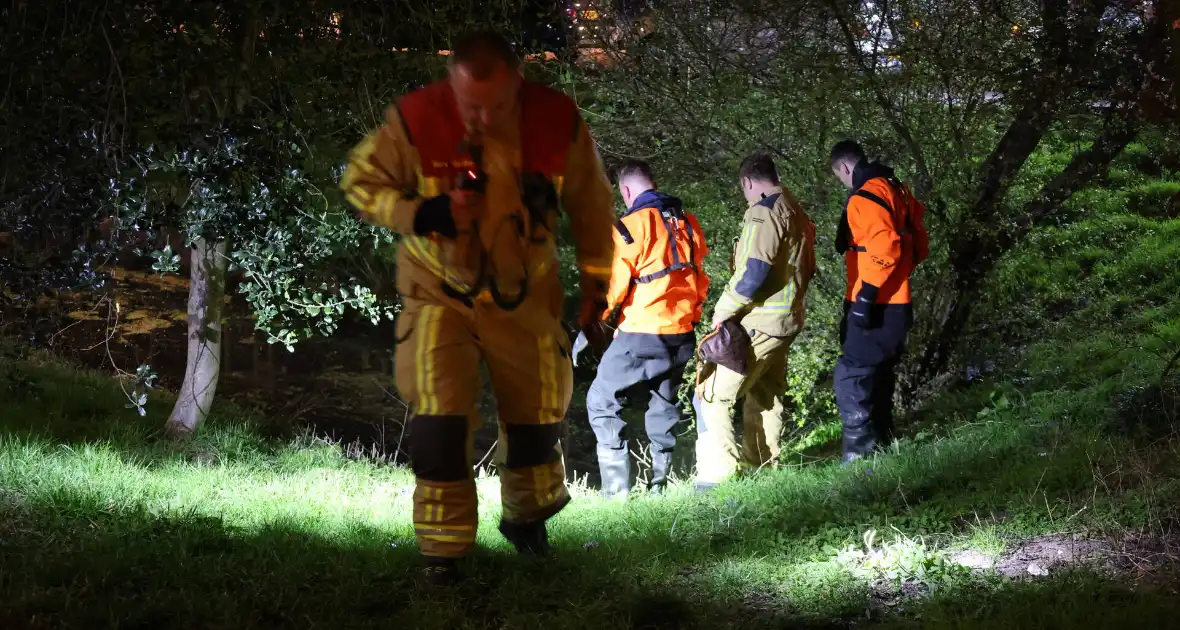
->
xmin=1004 ymin=105 xmax=1141 ymax=249
xmin=828 ymin=0 xmax=935 ymax=200
xmin=906 ymin=0 xmax=1137 ymax=392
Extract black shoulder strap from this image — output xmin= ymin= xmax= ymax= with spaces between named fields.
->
xmin=614 ymin=218 xmax=634 ymax=245
xmin=854 ymin=179 xmax=921 ymax=266
xmin=847 ymin=185 xmax=897 ymax=254
xmin=683 ymin=213 xmax=699 ymax=282
xmin=853 ymin=189 xmax=892 ymax=214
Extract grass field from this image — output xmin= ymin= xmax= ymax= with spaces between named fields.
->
xmin=2 ymin=354 xmax=1179 ymax=627
xmin=2 ymin=209 xmax=1179 ymax=628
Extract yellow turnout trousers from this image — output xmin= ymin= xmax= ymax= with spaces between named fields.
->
xmin=695 ymin=330 xmax=795 ymax=485
xmin=394 ymin=260 xmax=574 ymax=559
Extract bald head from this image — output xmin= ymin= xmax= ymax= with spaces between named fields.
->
xmin=448 ymin=30 xmax=523 ymax=134
xmin=617 ymin=160 xmax=656 ymax=209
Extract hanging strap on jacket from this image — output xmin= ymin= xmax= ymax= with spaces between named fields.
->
xmin=636 ymin=206 xmax=698 ymax=284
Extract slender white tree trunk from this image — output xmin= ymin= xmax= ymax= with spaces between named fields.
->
xmin=165 ymin=238 xmax=229 ymax=439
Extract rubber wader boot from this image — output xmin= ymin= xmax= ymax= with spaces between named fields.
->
xmin=841 ymin=418 xmax=879 ymax=465
xmin=498 ymin=518 xmax=551 ymax=556
xmin=597 ymin=443 xmax=631 ymax=500
xmin=648 ymin=446 xmax=673 ymax=495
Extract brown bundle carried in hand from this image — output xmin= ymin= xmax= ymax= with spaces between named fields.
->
xmin=698 ymin=319 xmax=751 ymax=376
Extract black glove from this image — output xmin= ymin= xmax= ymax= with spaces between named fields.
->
xmin=835 ymin=209 xmax=852 ymax=255
xmin=584 ymin=319 xmax=612 ymax=351
xmin=849 ymin=282 xmax=879 ymax=329
xmin=412 ymin=195 xmax=458 ymax=238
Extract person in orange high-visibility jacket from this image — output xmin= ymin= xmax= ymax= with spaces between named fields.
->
xmin=829 ymin=140 xmax=930 ymax=464
xmin=340 ymin=31 xmax=616 ymax=585
xmin=578 ymin=160 xmax=709 ymax=499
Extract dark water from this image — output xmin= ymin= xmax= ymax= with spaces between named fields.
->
xmin=13 ymin=266 xmax=696 ymax=485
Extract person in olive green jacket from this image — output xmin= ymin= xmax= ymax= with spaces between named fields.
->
xmin=694 ymin=152 xmax=817 ymax=491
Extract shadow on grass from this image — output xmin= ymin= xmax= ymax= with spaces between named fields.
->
xmin=0 ymin=490 xmax=849 ymax=630
xmin=2 ymin=487 xmax=1179 ymax=630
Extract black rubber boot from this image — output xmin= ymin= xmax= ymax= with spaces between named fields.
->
xmin=597 ymin=443 xmax=631 ymax=500
xmin=498 ymin=518 xmax=551 ymax=556
xmin=648 ymin=446 xmax=673 ymax=494
xmin=841 ymin=415 xmax=879 ymax=464
xmin=422 ymin=557 xmax=461 ymax=586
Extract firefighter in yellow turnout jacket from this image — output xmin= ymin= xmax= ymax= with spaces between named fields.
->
xmin=694 ymin=153 xmax=816 ymax=490
xmin=341 ymin=32 xmax=615 ymax=584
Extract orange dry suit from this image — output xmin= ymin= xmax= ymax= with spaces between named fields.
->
xmin=341 ymin=79 xmax=615 ymax=559
xmin=836 ymin=163 xmax=930 ymax=308
xmin=834 ymin=159 xmax=930 ymax=462
xmin=586 ymin=190 xmax=709 ymax=498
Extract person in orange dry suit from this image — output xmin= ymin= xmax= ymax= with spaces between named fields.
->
xmin=829 ymin=140 xmax=930 ymax=464
xmin=341 ymin=30 xmax=616 ymax=584
xmin=580 ymin=159 xmax=709 ymax=500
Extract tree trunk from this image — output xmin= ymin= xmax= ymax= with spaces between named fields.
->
xmin=899 ymin=3 xmax=1162 ymax=398
xmin=902 ymin=106 xmax=1144 ymax=399
xmin=165 ymin=238 xmax=230 ymax=439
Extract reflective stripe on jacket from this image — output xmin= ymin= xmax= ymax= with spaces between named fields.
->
xmin=714 ymin=186 xmax=816 ymax=338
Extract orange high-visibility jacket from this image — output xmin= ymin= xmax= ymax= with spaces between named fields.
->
xmin=840 ymin=163 xmax=930 ymax=304
xmin=604 ymin=191 xmax=709 ymax=335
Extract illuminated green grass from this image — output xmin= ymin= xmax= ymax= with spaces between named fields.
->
xmin=3 ymin=346 xmax=1180 ymax=629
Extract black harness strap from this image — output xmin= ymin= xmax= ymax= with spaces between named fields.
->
xmin=606 ymin=205 xmax=700 ymax=323
xmin=614 ymin=219 xmax=635 ymax=245
xmin=849 ymin=178 xmax=917 ymax=264
xmin=635 ymin=206 xmax=697 ymax=284
xmin=853 ymin=189 xmax=892 ymax=214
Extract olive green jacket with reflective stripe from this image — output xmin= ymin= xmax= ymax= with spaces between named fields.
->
xmin=712 ymin=186 xmax=816 ymax=338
